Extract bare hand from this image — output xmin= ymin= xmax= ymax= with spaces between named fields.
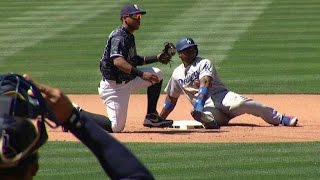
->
xmin=23 ymin=74 xmax=73 ymax=124
xmin=141 ymin=72 xmax=159 ymax=84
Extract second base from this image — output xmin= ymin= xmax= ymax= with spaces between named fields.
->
xmin=168 ymin=120 xmax=204 ymax=130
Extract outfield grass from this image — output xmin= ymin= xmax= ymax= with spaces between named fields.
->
xmin=221 ymin=0 xmax=320 ymax=93
xmin=1 ymin=0 xmax=319 ymax=93
xmin=36 ymin=142 xmax=320 ymax=180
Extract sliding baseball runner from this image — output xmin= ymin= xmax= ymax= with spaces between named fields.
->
xmin=159 ymin=37 xmax=298 ymax=128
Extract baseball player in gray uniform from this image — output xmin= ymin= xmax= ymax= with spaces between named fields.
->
xmin=159 ymin=37 xmax=298 ymax=129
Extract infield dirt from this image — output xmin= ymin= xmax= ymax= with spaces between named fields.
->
xmin=47 ymin=94 xmax=319 ymax=143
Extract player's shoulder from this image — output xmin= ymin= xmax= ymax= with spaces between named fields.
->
xmin=195 ymin=57 xmax=213 ymax=66
xmin=196 ymin=56 xmax=211 ymax=63
xmin=110 ymin=27 xmax=128 ymax=38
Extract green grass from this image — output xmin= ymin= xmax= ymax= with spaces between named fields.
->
xmin=221 ymin=0 xmax=320 ymax=93
xmin=1 ymin=0 xmax=319 ymax=93
xmin=36 ymin=142 xmax=320 ymax=180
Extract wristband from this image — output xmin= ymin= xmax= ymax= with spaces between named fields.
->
xmin=194 ymin=97 xmax=205 ymax=111
xmin=130 ymin=67 xmax=143 ymax=77
xmin=62 ymin=105 xmax=82 ymax=132
xmin=194 ymin=86 xmax=209 ymax=111
xmin=199 ymin=86 xmax=208 ymax=96
xmin=144 ymin=55 xmax=158 ymax=64
xmin=163 ymin=100 xmax=175 ymax=111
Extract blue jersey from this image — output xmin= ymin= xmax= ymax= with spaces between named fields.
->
xmin=100 ymin=26 xmax=144 ymax=82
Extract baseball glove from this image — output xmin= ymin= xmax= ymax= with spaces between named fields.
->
xmin=158 ymin=42 xmax=176 ymax=66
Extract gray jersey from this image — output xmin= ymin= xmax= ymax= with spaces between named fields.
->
xmin=164 ymin=56 xmax=226 ymax=104
xmin=165 ymin=56 xmax=286 ymax=126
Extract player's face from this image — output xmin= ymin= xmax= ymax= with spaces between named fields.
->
xmin=129 ymin=13 xmax=142 ymax=21
xmin=178 ymin=46 xmax=197 ymax=65
xmin=123 ymin=13 xmax=142 ymax=31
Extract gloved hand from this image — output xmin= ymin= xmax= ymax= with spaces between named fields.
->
xmin=157 ymin=42 xmax=176 ymax=66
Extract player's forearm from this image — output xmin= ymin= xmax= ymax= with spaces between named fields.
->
xmin=144 ymin=55 xmax=158 ymax=64
xmin=194 ymin=86 xmax=209 ymax=111
xmin=113 ymin=57 xmax=133 ymax=74
xmin=160 ymin=97 xmax=177 ymax=119
xmin=114 ymin=57 xmax=144 ymax=77
xmin=199 ymin=75 xmax=212 ymax=87
xmin=64 ymin=110 xmax=154 ymax=179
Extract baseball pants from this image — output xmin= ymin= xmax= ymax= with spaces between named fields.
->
xmin=98 ymin=67 xmax=164 ymax=132
xmin=203 ymin=91 xmax=282 ymax=126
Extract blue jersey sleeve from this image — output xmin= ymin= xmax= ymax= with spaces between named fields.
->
xmin=63 ymin=109 xmax=154 ymax=180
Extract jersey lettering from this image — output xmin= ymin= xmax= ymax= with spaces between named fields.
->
xmin=202 ymin=62 xmax=212 ymax=72
xmin=178 ymin=70 xmax=200 ymax=86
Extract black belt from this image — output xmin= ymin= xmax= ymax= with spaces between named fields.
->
xmin=102 ymin=77 xmax=130 ymax=84
xmin=115 ymin=80 xmax=130 ymax=84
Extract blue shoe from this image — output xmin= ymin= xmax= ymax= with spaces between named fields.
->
xmin=281 ymin=115 xmax=298 ymax=126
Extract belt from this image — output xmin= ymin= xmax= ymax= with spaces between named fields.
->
xmin=115 ymin=80 xmax=130 ymax=84
xmin=102 ymin=77 xmax=130 ymax=84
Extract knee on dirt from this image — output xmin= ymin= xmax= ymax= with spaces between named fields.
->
xmin=111 ymin=124 xmax=125 ymax=133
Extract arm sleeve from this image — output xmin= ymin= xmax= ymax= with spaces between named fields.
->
xmin=64 ymin=110 xmax=154 ymax=180
xmin=110 ymin=36 xmax=125 ymax=59
xmin=198 ymin=59 xmax=214 ymax=80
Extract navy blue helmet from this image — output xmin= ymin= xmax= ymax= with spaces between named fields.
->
xmin=0 ymin=73 xmax=56 ymax=168
xmin=176 ymin=37 xmax=198 ymax=52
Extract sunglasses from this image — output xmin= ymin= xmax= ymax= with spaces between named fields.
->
xmin=129 ymin=14 xmax=142 ymax=20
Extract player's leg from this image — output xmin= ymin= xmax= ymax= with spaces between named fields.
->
xmin=132 ymin=67 xmax=163 ymax=112
xmin=204 ymin=108 xmax=231 ymax=126
xmin=219 ymin=91 xmax=297 ymax=126
xmin=234 ymin=99 xmax=298 ymax=126
xmin=191 ymin=95 xmax=229 ymax=128
xmin=193 ymin=107 xmax=227 ymax=129
xmin=71 ymin=102 xmax=113 ymax=132
xmin=79 ymin=110 xmax=113 ymax=132
xmin=147 ymin=79 xmax=162 ymax=115
xmin=191 ymin=91 xmax=232 ymax=127
xmin=98 ymin=80 xmax=131 ymax=132
xmin=131 ymin=67 xmax=173 ymax=128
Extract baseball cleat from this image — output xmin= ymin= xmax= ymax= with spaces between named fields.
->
xmin=191 ymin=110 xmax=220 ymax=129
xmin=281 ymin=115 xmax=298 ymax=126
xmin=143 ymin=113 xmax=173 ymax=128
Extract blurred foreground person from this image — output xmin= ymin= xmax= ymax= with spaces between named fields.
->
xmin=0 ymin=73 xmax=154 ymax=180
